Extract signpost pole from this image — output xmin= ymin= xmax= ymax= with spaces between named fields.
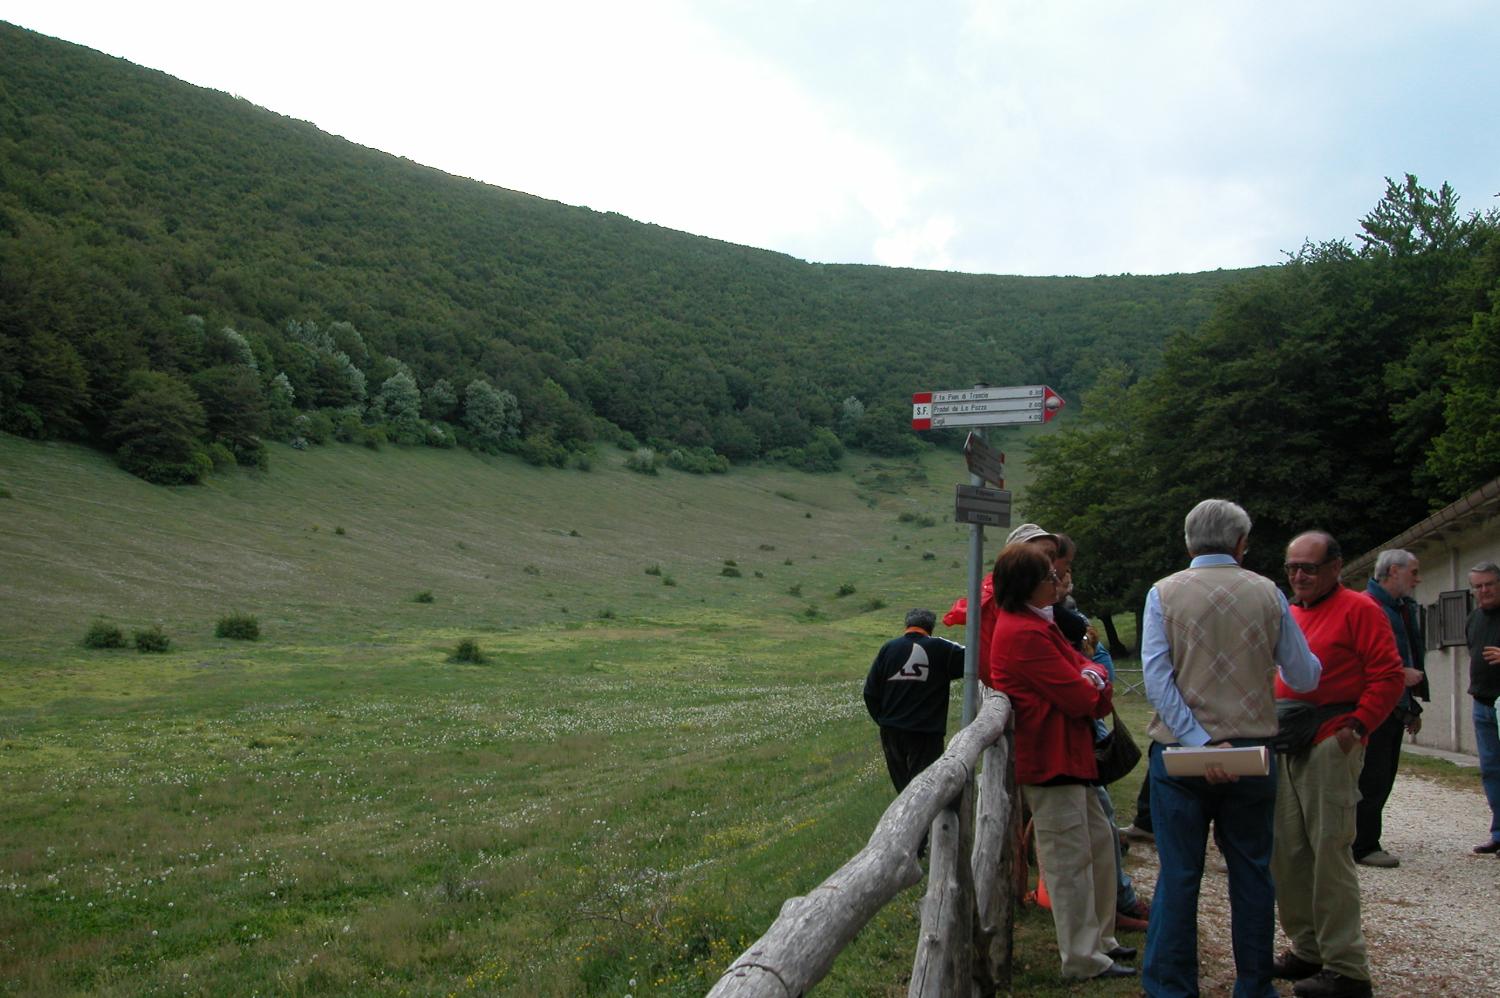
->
xmin=962 ymin=432 xmax=985 ymax=727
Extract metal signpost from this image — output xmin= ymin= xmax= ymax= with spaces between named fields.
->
xmin=912 ymin=385 xmax=1066 ymax=725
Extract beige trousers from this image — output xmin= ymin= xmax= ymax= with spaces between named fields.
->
xmin=1271 ymin=736 xmax=1370 ymax=982
xmin=1024 ymin=782 xmax=1120 ymax=979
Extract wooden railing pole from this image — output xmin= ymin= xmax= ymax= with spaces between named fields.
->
xmin=708 ymin=694 xmax=1013 ymax=998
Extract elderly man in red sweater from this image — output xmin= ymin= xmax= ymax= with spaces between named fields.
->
xmin=1271 ymin=531 xmax=1404 ymax=998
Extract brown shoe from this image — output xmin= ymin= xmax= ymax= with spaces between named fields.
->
xmin=1272 ymin=949 xmax=1322 ymax=981
xmin=1473 ymin=839 xmax=1500 ymax=854
xmin=1292 ymin=969 xmax=1373 ymax=998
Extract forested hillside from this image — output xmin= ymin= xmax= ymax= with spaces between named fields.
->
xmin=1026 ymin=174 xmax=1500 ymax=636
xmin=0 ymin=22 xmax=1247 ymax=482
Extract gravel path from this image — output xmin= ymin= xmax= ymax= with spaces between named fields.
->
xmin=1123 ymin=771 xmax=1497 ymax=996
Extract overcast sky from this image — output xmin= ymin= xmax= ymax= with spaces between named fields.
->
xmin=5 ymin=1 xmax=1497 ymax=276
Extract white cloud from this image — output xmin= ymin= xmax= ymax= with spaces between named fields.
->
xmin=6 ymin=0 xmax=1498 ymax=276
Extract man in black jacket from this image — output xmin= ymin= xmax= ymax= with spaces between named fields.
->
xmin=863 ymin=608 xmax=966 ymax=792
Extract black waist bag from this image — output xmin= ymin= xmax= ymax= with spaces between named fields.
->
xmin=1272 ymin=699 xmax=1357 ymax=756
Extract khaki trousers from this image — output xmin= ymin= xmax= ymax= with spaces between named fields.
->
xmin=1024 ymin=782 xmax=1119 ymax=979
xmin=1271 ymin=736 xmax=1370 ymax=982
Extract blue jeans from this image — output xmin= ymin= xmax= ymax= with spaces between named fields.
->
xmin=1474 ymin=700 xmax=1500 ymax=842
xmin=1143 ymin=742 xmax=1279 ymax=998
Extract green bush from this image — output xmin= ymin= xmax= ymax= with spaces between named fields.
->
xmin=206 ymin=442 xmax=237 ymax=471
xmin=662 ymin=576 xmax=676 ymax=587
xmin=788 ymin=583 xmax=803 ymax=597
xmin=448 ymin=639 xmax=486 ymax=664
xmin=863 ymin=597 xmax=888 ymax=613
xmin=334 ymin=526 xmax=346 ymax=536
xmin=413 ymin=590 xmax=435 ymax=603
xmin=215 ymin=613 xmax=260 ymax=640
xmin=665 ymin=446 xmax=729 ymax=474
xmin=624 ymin=447 xmax=660 ymax=475
xmin=133 ymin=626 xmax=171 ymax=653
xmin=644 ymin=564 xmax=662 ymax=576
xmin=836 ymin=583 xmax=857 ymax=597
xmin=898 ymin=511 xmax=937 ymax=528
xmin=720 ymin=566 xmax=742 ymax=578
xmin=598 ymin=608 xmax=616 ymax=619
xmin=83 ymin=619 xmax=125 ymax=649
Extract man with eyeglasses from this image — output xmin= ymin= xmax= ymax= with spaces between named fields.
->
xmin=1465 ymin=561 xmax=1500 ymax=855
xmin=1270 ymin=532 xmax=1404 ymax=998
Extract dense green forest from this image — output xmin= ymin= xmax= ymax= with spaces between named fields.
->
xmin=0 ymin=22 xmax=1246 ymax=482
xmin=1027 ymin=174 xmax=1500 ymax=636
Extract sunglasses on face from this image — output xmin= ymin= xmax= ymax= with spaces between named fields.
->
xmin=1284 ymin=560 xmax=1331 ymax=576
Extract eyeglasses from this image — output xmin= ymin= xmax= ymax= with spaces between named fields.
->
xmin=1284 ymin=560 xmax=1331 ymax=576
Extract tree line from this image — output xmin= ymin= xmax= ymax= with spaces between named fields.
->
xmin=1026 ymin=176 xmax=1500 ymax=652
xmin=0 ymin=22 xmax=1243 ymax=482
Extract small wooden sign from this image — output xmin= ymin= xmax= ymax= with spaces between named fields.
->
xmin=954 ymin=484 xmax=1012 ymax=527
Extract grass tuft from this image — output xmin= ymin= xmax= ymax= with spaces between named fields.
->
xmin=214 ymin=613 xmax=260 ymax=641
xmin=82 ymin=619 xmax=125 ymax=649
xmin=133 ymin=625 xmax=171 ymax=653
xmin=448 ymin=638 xmax=486 ymax=663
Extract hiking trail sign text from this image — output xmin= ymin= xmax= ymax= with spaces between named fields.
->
xmin=911 ymin=384 xmax=1065 ymax=429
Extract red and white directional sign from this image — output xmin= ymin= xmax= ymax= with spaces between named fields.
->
xmin=912 ymin=385 xmax=1065 ymax=430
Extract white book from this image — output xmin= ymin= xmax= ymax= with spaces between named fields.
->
xmin=1161 ymin=744 xmax=1270 ymax=777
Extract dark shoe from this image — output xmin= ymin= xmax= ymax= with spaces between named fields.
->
xmin=1272 ymin=949 xmax=1322 ymax=981
xmin=1091 ymin=961 xmax=1136 ymax=980
xmin=1120 ymin=823 xmax=1155 ymax=846
xmin=1115 ymin=909 xmax=1148 ymax=932
xmin=1355 ymin=848 xmax=1399 ymax=868
xmin=1473 ymin=839 xmax=1500 ymax=854
xmin=1292 ymin=969 xmax=1373 ymax=998
xmin=1106 ymin=945 xmax=1136 ymax=961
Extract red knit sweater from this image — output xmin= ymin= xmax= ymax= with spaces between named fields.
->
xmin=1279 ymin=585 xmax=1404 ymax=744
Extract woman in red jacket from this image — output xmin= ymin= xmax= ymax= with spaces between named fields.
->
xmin=986 ymin=542 xmax=1134 ymax=981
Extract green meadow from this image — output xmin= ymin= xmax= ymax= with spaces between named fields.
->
xmin=0 ymin=432 xmax=1151 ymax=996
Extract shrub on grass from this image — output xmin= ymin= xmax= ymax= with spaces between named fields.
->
xmin=83 ymin=619 xmax=125 ymax=649
xmin=662 ymin=576 xmax=677 ymax=587
xmin=215 ymin=613 xmax=260 ymax=640
xmin=644 ymin=564 xmax=662 ymax=576
xmin=922 ymin=551 xmax=936 ymax=561
xmin=788 ymin=583 xmax=803 ymax=597
xmin=598 ymin=608 xmax=615 ymax=619
xmin=835 ymin=583 xmax=857 ymax=597
xmin=625 ymin=447 xmax=660 ymax=475
xmin=723 ymin=559 xmax=738 ymax=567
xmin=134 ymin=626 xmax=171 ymax=653
xmin=523 ymin=564 xmax=542 ymax=576
xmin=334 ymin=526 xmax=346 ymax=536
xmin=898 ymin=511 xmax=937 ymax=528
xmin=413 ymin=590 xmax=435 ymax=603
xmin=863 ymin=597 xmax=888 ymax=613
xmin=720 ymin=566 xmax=742 ymax=578
xmin=448 ymin=639 xmax=486 ymax=664
xmin=0 ymin=487 xmax=11 ymax=498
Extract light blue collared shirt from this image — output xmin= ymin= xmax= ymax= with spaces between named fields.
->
xmin=1141 ymin=553 xmax=1322 ymax=746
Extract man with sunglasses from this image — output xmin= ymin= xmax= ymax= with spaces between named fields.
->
xmin=1270 ymin=532 xmax=1404 ymax=998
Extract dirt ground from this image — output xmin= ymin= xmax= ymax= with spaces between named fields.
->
xmin=1123 ymin=771 xmax=1498 ymax=996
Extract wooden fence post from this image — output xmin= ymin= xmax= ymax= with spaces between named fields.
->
xmin=708 ymin=694 xmax=1013 ymax=997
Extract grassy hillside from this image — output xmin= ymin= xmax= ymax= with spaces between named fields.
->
xmin=0 ymin=431 xmax=980 ymax=654
xmin=0 ymin=434 xmax=1156 ymax=997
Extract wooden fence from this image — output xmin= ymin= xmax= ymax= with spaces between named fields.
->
xmin=708 ymin=689 xmax=1019 ymax=997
